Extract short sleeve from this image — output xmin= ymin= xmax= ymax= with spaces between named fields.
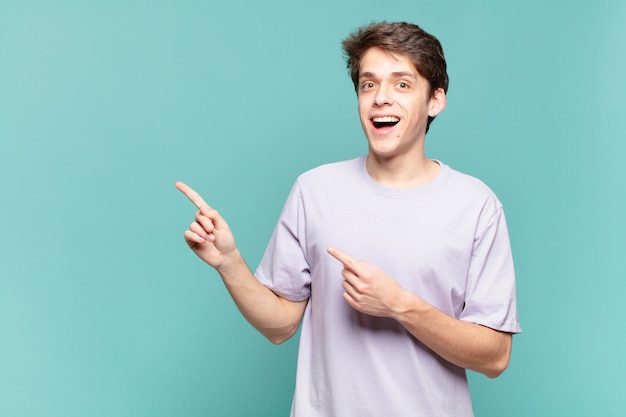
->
xmin=460 ymin=204 xmax=522 ymax=334
xmin=254 ymin=181 xmax=311 ymax=301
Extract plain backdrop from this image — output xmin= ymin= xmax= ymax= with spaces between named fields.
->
xmin=1 ymin=1 xmax=625 ymax=416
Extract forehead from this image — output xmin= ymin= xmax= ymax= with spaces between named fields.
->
xmin=359 ymin=47 xmax=419 ymax=79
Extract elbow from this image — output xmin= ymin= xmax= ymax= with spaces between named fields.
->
xmin=258 ymin=297 xmax=306 ymax=345
xmin=264 ymin=326 xmax=299 ymax=345
xmin=267 ymin=334 xmax=290 ymax=345
xmin=483 ymin=346 xmax=512 ymax=378
xmin=482 ymin=330 xmax=513 ymax=378
xmin=484 ymin=356 xmax=509 ymax=378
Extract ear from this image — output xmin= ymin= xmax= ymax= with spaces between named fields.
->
xmin=428 ymin=87 xmax=447 ymax=117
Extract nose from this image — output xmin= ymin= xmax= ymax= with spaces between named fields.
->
xmin=374 ymin=84 xmax=393 ymax=106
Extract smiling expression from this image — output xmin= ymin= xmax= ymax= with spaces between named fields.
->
xmin=357 ymin=47 xmax=445 ymax=160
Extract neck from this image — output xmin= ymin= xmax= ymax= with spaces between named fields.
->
xmin=365 ymin=151 xmax=440 ymax=189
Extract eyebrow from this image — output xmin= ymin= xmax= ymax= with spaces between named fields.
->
xmin=359 ymin=71 xmax=418 ymax=80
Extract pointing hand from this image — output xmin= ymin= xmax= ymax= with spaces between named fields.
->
xmin=176 ymin=181 xmax=237 ymax=269
xmin=327 ymin=246 xmax=406 ymax=318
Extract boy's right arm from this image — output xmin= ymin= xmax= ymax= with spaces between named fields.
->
xmin=176 ymin=181 xmax=307 ymax=344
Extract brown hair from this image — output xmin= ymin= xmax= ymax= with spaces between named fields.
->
xmin=342 ymin=22 xmax=449 ymax=131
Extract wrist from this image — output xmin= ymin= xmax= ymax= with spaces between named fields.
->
xmin=215 ymin=248 xmax=245 ymax=276
xmin=391 ymin=289 xmax=427 ymax=323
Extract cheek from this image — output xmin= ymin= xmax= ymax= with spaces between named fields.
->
xmin=357 ymin=98 xmax=366 ymax=112
xmin=357 ymin=103 xmax=369 ymax=121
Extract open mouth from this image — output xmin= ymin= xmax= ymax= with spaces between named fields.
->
xmin=372 ymin=116 xmax=400 ymax=129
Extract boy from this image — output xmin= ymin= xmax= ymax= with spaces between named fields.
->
xmin=177 ymin=21 xmax=520 ymax=416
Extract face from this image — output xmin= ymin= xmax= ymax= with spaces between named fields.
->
xmin=357 ymin=47 xmax=445 ymax=160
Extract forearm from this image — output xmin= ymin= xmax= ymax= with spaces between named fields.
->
xmin=216 ymin=250 xmax=307 ymax=344
xmin=392 ymin=290 xmax=512 ymax=378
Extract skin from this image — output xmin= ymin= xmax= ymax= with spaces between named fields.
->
xmin=357 ymin=47 xmax=445 ymax=189
xmin=175 ymin=181 xmax=307 ymax=345
xmin=176 ymin=46 xmax=512 ymax=377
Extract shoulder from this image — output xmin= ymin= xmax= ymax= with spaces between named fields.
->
xmin=445 ymin=165 xmax=493 ymax=193
xmin=296 ymin=157 xmax=363 ymax=187
xmin=439 ymin=162 xmax=503 ymax=212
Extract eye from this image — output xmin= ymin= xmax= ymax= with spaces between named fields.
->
xmin=361 ymin=81 xmax=375 ymax=91
xmin=397 ymin=81 xmax=410 ymax=89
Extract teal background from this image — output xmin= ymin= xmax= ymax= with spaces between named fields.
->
xmin=1 ymin=0 xmax=625 ymax=416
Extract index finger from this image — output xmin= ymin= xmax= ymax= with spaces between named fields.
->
xmin=327 ymin=246 xmax=359 ymax=272
xmin=175 ymin=181 xmax=211 ymax=209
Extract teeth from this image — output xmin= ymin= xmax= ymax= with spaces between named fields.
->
xmin=373 ymin=116 xmax=400 ymax=123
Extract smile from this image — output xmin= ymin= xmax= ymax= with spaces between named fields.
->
xmin=372 ymin=116 xmax=400 ymax=128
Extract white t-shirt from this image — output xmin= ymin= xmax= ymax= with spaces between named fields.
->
xmin=256 ymin=156 xmax=521 ymax=417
